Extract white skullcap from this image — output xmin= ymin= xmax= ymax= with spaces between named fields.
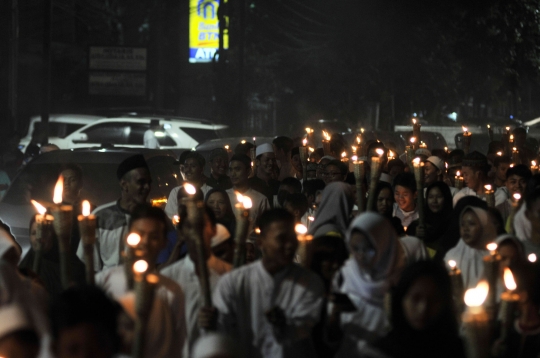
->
xmin=415 ymin=148 xmax=432 ymax=157
xmin=379 ymin=172 xmax=393 ymax=184
xmin=211 ymin=224 xmax=231 ymax=248
xmin=255 ymin=143 xmax=274 ymax=157
xmin=192 ymin=333 xmax=237 ymax=358
xmin=0 ymin=304 xmax=33 ymax=340
xmin=426 ymin=156 xmax=445 ymax=171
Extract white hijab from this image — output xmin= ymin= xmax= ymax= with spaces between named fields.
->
xmin=339 ymin=212 xmax=398 ymax=307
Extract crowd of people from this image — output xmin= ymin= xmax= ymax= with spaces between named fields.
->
xmin=0 ymin=128 xmax=540 ymax=358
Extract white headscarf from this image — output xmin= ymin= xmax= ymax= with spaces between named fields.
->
xmin=338 ymin=212 xmax=398 ymax=307
xmin=308 ymin=182 xmax=354 ymax=238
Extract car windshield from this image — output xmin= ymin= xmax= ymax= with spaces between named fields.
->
xmin=180 ymin=127 xmax=220 ymax=143
xmin=2 ymin=152 xmax=180 ymax=207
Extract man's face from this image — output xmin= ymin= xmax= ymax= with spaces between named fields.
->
xmin=423 ymin=162 xmax=440 ymax=186
xmin=257 ymin=152 xmax=276 ymax=176
xmin=323 ymin=164 xmax=345 ymax=185
xmin=62 ymin=169 xmax=82 ymax=203
xmin=129 ymin=217 xmax=166 ymax=262
xmin=394 ymin=185 xmax=415 ymax=212
xmin=184 ymin=158 xmax=203 ymax=183
xmin=211 ymin=155 xmax=228 ymax=177
xmin=496 ymin=163 xmax=510 ymax=182
xmin=461 ymin=166 xmax=479 ymax=190
xmin=229 ymin=160 xmax=250 ymax=186
xmin=122 ymin=168 xmax=151 ymax=205
xmin=259 ymin=220 xmax=297 ymax=268
xmin=506 ymin=174 xmax=527 ymax=196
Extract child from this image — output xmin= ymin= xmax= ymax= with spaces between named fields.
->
xmin=392 ymin=172 xmax=418 ymax=228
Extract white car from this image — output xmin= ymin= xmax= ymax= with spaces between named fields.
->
xmin=36 ymin=117 xmax=227 ymax=150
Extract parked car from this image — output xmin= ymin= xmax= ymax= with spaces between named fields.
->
xmin=34 ymin=116 xmax=227 ymax=151
xmin=0 ymin=148 xmax=180 ymax=253
xmin=19 ymin=114 xmax=104 ymax=152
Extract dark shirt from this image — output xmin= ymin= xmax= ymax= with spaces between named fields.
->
xmin=248 ymin=176 xmax=280 ymax=207
xmin=206 ymin=174 xmax=233 ymax=191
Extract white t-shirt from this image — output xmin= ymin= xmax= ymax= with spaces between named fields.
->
xmin=143 ymin=129 xmax=160 ymax=149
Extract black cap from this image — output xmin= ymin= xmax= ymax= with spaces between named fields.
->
xmin=462 ymin=151 xmax=489 ymax=169
xmin=117 ymin=154 xmax=149 ymax=180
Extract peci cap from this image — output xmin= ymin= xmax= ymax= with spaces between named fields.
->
xmin=255 ymin=143 xmax=274 ymax=157
xmin=116 ymin=154 xmax=149 ymax=180
xmin=462 ymin=151 xmax=489 ymax=168
xmin=426 ymin=156 xmax=445 ymax=171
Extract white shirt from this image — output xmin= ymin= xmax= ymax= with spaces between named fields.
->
xmin=95 ymin=266 xmax=186 ymax=358
xmin=392 ymin=203 xmax=419 ymax=228
xmin=213 ymin=260 xmax=324 ymax=358
xmin=164 ymin=183 xmax=213 ymax=219
xmin=452 ymin=187 xmax=507 ymax=207
xmin=444 ymin=239 xmax=489 ymax=289
xmin=160 ymin=255 xmax=231 ymax=356
xmin=226 ymin=188 xmax=271 ymax=233
xmin=143 ymin=129 xmax=160 ymax=149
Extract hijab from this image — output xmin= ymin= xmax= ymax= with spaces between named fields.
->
xmin=308 ymin=182 xmax=354 ymax=238
xmin=339 ymin=212 xmax=398 ymax=306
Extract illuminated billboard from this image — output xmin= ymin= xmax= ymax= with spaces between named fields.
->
xmin=189 ymin=0 xmax=228 ymax=63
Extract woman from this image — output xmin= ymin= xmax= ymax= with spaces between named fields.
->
xmin=205 ymin=188 xmax=236 ymax=236
xmin=329 ymin=212 xmax=427 ymax=357
xmin=308 ymin=182 xmax=354 ymax=239
xmin=374 ymin=261 xmax=466 ymax=358
xmin=371 ymin=182 xmax=394 ymax=219
xmin=408 ymin=182 xmax=453 ymax=253
xmin=19 ymin=215 xmax=86 ymax=297
xmin=444 ymin=206 xmax=497 ymax=289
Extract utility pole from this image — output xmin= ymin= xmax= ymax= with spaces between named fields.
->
xmin=238 ymin=0 xmax=245 ymax=133
xmin=9 ymin=0 xmax=19 ymax=132
xmin=40 ymin=0 xmax=52 ymax=145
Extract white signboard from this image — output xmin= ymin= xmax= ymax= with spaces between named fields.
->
xmin=89 ymin=72 xmax=146 ymax=96
xmin=89 ymin=47 xmax=147 ymax=71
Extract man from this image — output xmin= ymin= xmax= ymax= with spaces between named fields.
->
xmin=206 ymin=148 xmax=233 ymax=190
xmin=212 ymin=209 xmax=324 ymax=357
xmin=495 ymin=164 xmax=532 ymax=227
xmin=161 ymin=207 xmax=231 ymax=356
xmin=453 ymin=151 xmax=506 ymax=207
xmin=77 ymin=154 xmax=151 ymax=271
xmin=164 ymin=152 xmax=211 ymax=219
xmin=143 ymin=119 xmax=161 ymax=149
xmin=249 ymin=143 xmax=280 ymax=207
xmin=323 ymin=160 xmax=348 ymax=185
xmin=273 ymin=136 xmax=295 ymax=181
xmin=226 ymin=154 xmax=270 ymax=233
xmin=276 ymin=177 xmax=302 ymax=208
xmin=60 ymin=163 xmax=87 ymax=254
xmin=492 ymin=155 xmax=511 ymax=189
xmin=424 ymin=156 xmax=458 ymax=196
xmin=95 ymin=204 xmax=186 ymax=358
xmin=446 ymin=150 xmax=463 ymax=187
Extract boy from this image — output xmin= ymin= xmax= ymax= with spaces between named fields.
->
xmin=392 ymin=172 xmax=418 ymax=228
xmin=496 ymin=164 xmax=531 ymax=226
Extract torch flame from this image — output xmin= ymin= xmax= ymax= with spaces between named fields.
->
xmin=242 ymin=196 xmax=252 ymax=209
xmin=513 ymin=147 xmax=517 ymax=152
xmin=496 ymin=151 xmax=503 ymax=156
xmin=322 ymin=130 xmax=331 ymax=141
xmin=295 ymin=224 xmax=308 ymax=235
xmin=305 ymin=127 xmax=311 ymax=134
xmin=352 ymin=155 xmax=358 ymax=162
xmin=375 ymin=148 xmax=384 ymax=156
xmin=172 ymin=215 xmax=180 ymax=224
xmin=410 ymin=137 xmax=416 ymax=144
xmin=241 ymin=140 xmax=246 ymax=144
xmin=506 ymin=126 xmax=510 ymax=131
xmin=31 ymin=200 xmax=47 ymax=215
xmin=224 ymin=145 xmax=230 ymax=150
xmin=532 ymin=161 xmax=537 ymax=166
xmin=412 ymin=157 xmax=421 ymax=165
xmin=448 ymin=260 xmax=457 ymax=269
xmin=183 ymin=183 xmax=196 ymax=195
xmin=388 ymin=150 xmax=395 ymax=158
xmin=504 ymin=268 xmax=517 ymax=291
xmin=53 ymin=175 xmax=64 ymax=204
xmin=487 ymin=124 xmax=491 ymax=129
xmin=133 ymin=260 xmax=149 ymax=274
xmin=302 ymin=138 xmax=307 ymax=146
xmin=341 ymin=151 xmax=347 ymax=158
xmin=309 ymin=147 xmax=314 ymax=152
xmin=351 ymin=146 xmax=357 ymax=152
xmin=528 ymin=253 xmax=537 ymax=262
xmin=356 ymin=136 xmax=361 ymax=144
xmin=456 ymin=170 xmax=461 ymax=176
xmin=82 ymin=200 xmax=91 ymax=216
xmin=412 ymin=118 xmax=417 ymax=124
xmin=464 ymin=280 xmax=489 ymax=307
xmin=126 ymin=233 xmax=141 ymax=247
xmin=484 ymin=184 xmax=492 ymax=191
xmin=486 ymin=243 xmax=498 ymax=251
xmin=462 ymin=126 xmax=468 ymax=133
xmin=236 ymin=192 xmax=244 ymax=203
xmin=361 ymin=128 xmax=365 ymax=134
xmin=513 ymin=193 xmax=521 ymax=201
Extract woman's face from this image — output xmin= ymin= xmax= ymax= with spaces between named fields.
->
xmin=427 ymin=186 xmax=445 ymax=213
xmin=498 ymin=243 xmax=519 ymax=273
xmin=394 ymin=185 xmax=415 ymax=212
xmin=291 ymin=154 xmax=302 ymax=173
xmin=206 ymin=192 xmax=228 ymax=220
xmin=349 ymin=231 xmax=376 ymax=271
xmin=377 ymin=187 xmax=393 ymax=215
xmin=402 ymin=276 xmax=444 ymax=330
xmin=460 ymin=210 xmax=483 ymax=248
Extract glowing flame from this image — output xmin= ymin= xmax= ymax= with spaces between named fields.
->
xmin=253 ymin=137 xmax=256 ymax=141
xmin=295 ymin=224 xmax=308 ymax=235
xmin=412 ymin=118 xmax=417 ymax=124
xmin=412 ymin=157 xmax=421 ymax=165
xmin=241 ymin=140 xmax=246 ymax=144
xmin=82 ymin=200 xmax=91 ymax=216
xmin=351 ymin=146 xmax=357 ymax=152
xmin=341 ymin=151 xmax=347 ymax=158
xmin=356 ymin=136 xmax=361 ymax=144
xmin=224 ymin=145 xmax=230 ymax=150
xmin=126 ymin=233 xmax=141 ymax=247
xmin=53 ymin=175 xmax=64 ymax=204
xmin=236 ymin=192 xmax=244 ymax=203
xmin=506 ymin=126 xmax=510 ymax=131
xmin=255 ymin=227 xmax=261 ymax=234
xmin=513 ymin=193 xmax=522 ymax=201
xmin=361 ymin=128 xmax=365 ymax=134
xmin=496 ymin=151 xmax=503 ymax=156
xmin=510 ymin=135 xmax=514 ymax=141
xmin=133 ymin=260 xmax=149 ymax=274
xmin=487 ymin=124 xmax=491 ymax=129
xmin=456 ymin=170 xmax=461 ymax=177
xmin=31 ymin=200 xmax=47 ymax=215
xmin=528 ymin=253 xmax=537 ymax=262
xmin=322 ymin=130 xmax=331 ymax=141
xmin=388 ymin=150 xmax=395 ymax=158
xmin=410 ymin=137 xmax=416 ymax=144
xmin=375 ymin=148 xmax=384 ymax=156
xmin=147 ymin=273 xmax=159 ymax=284
xmin=302 ymin=138 xmax=307 ymax=146
xmin=308 ymin=216 xmax=315 ymax=222
xmin=486 ymin=243 xmax=498 ymax=251
xmin=242 ymin=196 xmax=252 ymax=209
xmin=183 ymin=183 xmax=196 ymax=195
xmin=352 ymin=155 xmax=358 ymax=162
xmin=462 ymin=126 xmax=468 ymax=133
xmin=445 ymin=162 xmax=448 ymax=169
xmin=532 ymin=161 xmax=537 ymax=167
xmin=172 ymin=215 xmax=180 ymax=224
xmin=309 ymin=147 xmax=314 ymax=152
xmin=305 ymin=127 xmax=311 ymax=134
xmin=504 ymin=268 xmax=517 ymax=291
xmin=444 ymin=146 xmax=448 ymax=152
xmin=513 ymin=147 xmax=517 ymax=152
xmin=448 ymin=260 xmax=457 ymax=269
xmin=464 ymin=280 xmax=489 ymax=307
xmin=484 ymin=184 xmax=492 ymax=191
